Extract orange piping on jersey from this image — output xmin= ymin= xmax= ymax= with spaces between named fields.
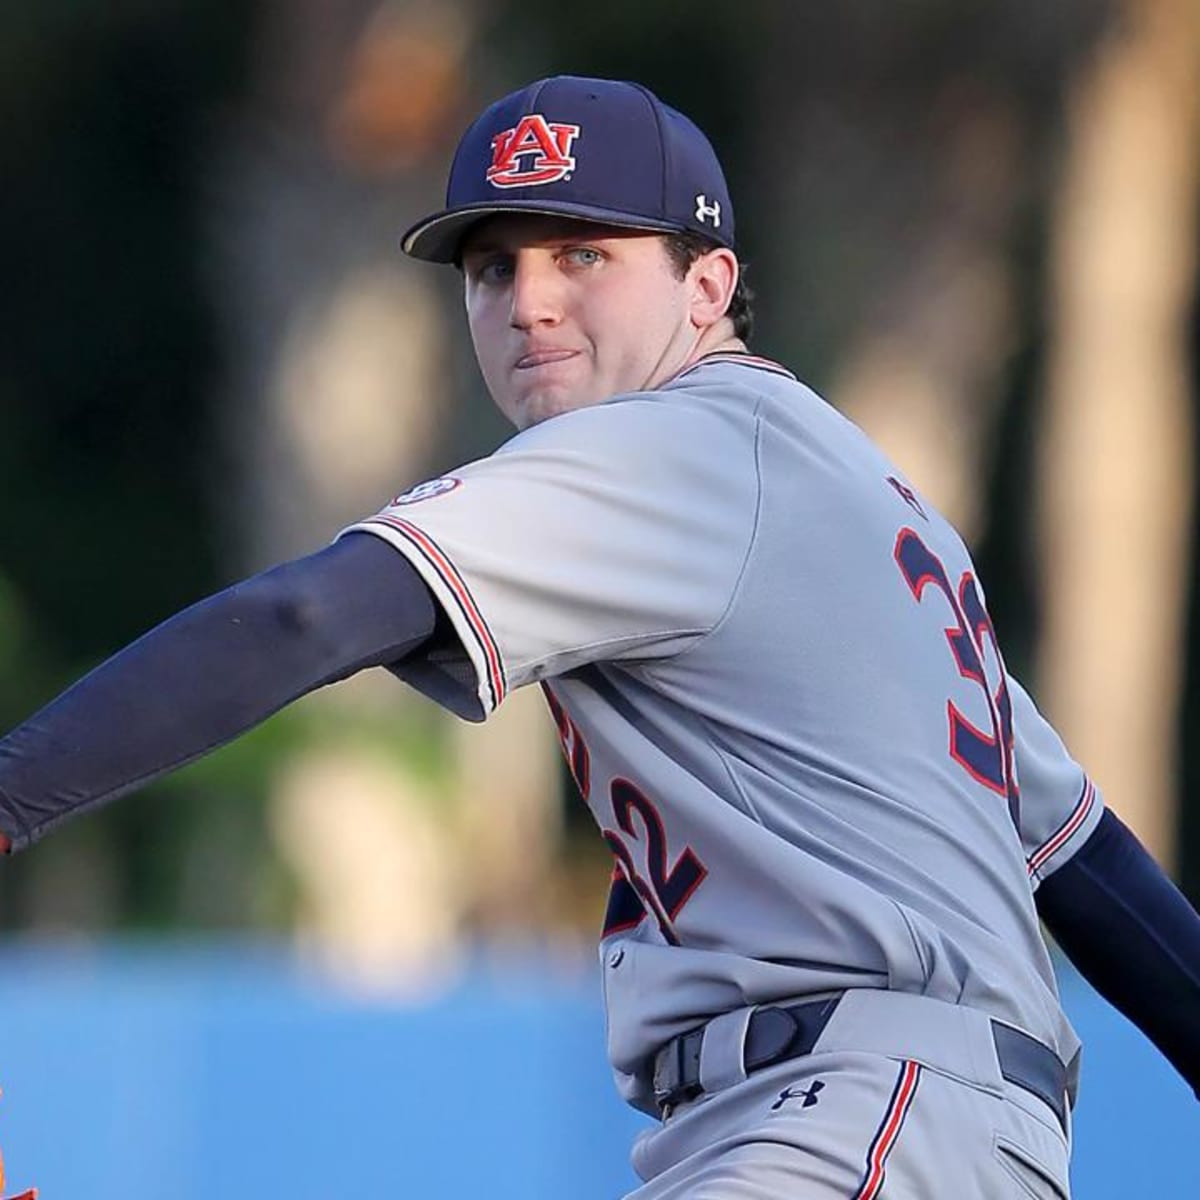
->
xmin=1027 ymin=778 xmax=1096 ymax=878
xmin=368 ymin=514 xmax=507 ymax=709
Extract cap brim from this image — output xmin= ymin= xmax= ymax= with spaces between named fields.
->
xmin=401 ymin=200 xmax=694 ymax=263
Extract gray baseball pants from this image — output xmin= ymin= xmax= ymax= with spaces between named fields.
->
xmin=628 ymin=990 xmax=1071 ymax=1199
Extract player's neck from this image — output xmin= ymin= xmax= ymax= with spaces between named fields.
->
xmin=684 ymin=324 xmax=745 ymax=371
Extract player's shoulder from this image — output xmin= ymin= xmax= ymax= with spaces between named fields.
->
xmin=658 ymin=349 xmax=826 ymax=427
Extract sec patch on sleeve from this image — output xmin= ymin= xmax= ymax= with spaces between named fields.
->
xmin=389 ymin=476 xmax=462 ymax=506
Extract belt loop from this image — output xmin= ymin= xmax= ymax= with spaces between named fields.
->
xmin=698 ymin=1007 xmax=755 ymax=1096
xmin=1065 ymin=1046 xmax=1081 ymax=1108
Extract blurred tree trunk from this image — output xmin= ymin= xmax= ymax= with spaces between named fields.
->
xmin=212 ymin=0 xmax=563 ymax=973
xmin=1035 ymin=0 xmax=1200 ymax=867
xmin=742 ymin=3 xmax=1114 ymax=545
xmin=826 ymin=98 xmax=1024 ymax=543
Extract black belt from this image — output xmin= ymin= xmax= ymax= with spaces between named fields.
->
xmin=651 ymin=996 xmax=1068 ymax=1132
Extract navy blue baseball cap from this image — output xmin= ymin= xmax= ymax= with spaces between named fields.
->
xmin=401 ymin=75 xmax=735 ymax=263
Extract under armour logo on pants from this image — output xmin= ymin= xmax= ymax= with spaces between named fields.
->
xmin=771 ymin=1080 xmax=825 ymax=1111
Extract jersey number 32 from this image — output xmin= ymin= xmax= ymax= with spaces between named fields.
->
xmin=894 ymin=527 xmax=1020 ymax=828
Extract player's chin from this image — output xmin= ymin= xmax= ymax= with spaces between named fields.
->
xmin=511 ymin=385 xmax=596 ymax=430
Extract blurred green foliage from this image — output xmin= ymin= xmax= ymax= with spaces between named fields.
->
xmin=0 ymin=1 xmax=254 ymax=928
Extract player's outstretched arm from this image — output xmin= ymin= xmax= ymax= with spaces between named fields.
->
xmin=1036 ymin=809 xmax=1200 ymax=1097
xmin=0 ymin=533 xmax=436 ymax=853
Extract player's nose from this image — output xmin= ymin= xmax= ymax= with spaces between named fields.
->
xmin=508 ymin=252 xmax=564 ymax=330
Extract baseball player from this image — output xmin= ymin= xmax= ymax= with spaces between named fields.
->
xmin=0 ymin=76 xmax=1197 ymax=1198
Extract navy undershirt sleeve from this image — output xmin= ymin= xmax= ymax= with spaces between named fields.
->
xmin=1036 ymin=808 xmax=1200 ymax=1097
xmin=0 ymin=533 xmax=437 ymax=851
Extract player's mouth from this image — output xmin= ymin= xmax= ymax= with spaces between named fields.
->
xmin=514 ymin=348 xmax=580 ymax=370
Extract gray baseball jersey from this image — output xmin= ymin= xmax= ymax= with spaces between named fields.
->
xmin=343 ymin=352 xmax=1102 ymax=1117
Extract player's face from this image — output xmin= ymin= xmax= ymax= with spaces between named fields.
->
xmin=461 ymin=215 xmax=719 ymax=429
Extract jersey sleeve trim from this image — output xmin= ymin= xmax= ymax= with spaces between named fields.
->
xmin=1027 ymin=777 xmax=1099 ymax=880
xmin=352 ymin=515 xmax=508 ymax=713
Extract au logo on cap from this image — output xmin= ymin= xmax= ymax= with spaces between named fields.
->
xmin=487 ymin=114 xmax=581 ymax=188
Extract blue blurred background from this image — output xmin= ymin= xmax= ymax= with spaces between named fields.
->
xmin=0 ymin=945 xmax=1192 ymax=1198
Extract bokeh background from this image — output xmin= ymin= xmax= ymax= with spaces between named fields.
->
xmin=0 ymin=1 xmax=1197 ymax=1195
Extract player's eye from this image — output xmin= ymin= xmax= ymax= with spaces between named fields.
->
xmin=470 ymin=257 xmax=514 ymax=285
xmin=560 ymin=246 xmax=604 ymax=268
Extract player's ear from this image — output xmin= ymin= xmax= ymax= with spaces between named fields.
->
xmin=688 ymin=247 xmax=739 ymax=331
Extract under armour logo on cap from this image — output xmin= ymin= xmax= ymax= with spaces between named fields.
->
xmin=695 ymin=195 xmax=721 ymax=227
xmin=487 ymin=115 xmax=581 ymax=188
